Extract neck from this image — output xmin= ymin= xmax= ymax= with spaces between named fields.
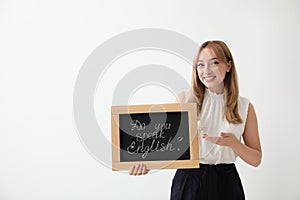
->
xmin=208 ymin=85 xmax=224 ymax=94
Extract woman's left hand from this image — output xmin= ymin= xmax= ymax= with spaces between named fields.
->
xmin=203 ymin=132 xmax=240 ymax=148
xmin=215 ymin=132 xmax=240 ymax=148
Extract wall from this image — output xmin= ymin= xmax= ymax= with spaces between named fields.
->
xmin=0 ymin=0 xmax=299 ymax=199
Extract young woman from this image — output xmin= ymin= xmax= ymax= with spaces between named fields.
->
xmin=129 ymin=40 xmax=262 ymax=200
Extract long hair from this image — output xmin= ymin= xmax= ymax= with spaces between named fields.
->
xmin=189 ymin=40 xmax=242 ymax=124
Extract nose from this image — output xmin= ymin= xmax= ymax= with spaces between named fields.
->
xmin=203 ymin=64 xmax=212 ymax=72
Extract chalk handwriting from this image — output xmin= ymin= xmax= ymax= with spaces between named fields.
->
xmin=130 ymin=120 xmax=146 ymax=131
xmin=126 ymin=120 xmax=183 ymax=158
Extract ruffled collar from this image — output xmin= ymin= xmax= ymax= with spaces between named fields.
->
xmin=205 ymin=88 xmax=225 ymax=100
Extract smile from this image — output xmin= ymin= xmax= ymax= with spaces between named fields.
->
xmin=203 ymin=76 xmax=216 ymax=81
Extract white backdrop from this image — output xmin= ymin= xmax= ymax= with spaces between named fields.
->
xmin=1 ymin=0 xmax=300 ymax=199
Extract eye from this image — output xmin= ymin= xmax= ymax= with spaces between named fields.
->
xmin=197 ymin=63 xmax=205 ymax=68
xmin=211 ymin=61 xmax=219 ymax=67
xmin=213 ymin=61 xmax=219 ymax=65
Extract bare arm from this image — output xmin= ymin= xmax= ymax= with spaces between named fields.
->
xmin=216 ymin=103 xmax=262 ymax=167
xmin=234 ymin=103 xmax=262 ymax=166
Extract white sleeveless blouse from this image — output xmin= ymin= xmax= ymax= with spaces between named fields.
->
xmin=182 ymin=89 xmax=250 ymax=164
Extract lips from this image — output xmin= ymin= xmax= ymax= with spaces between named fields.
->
xmin=203 ymin=76 xmax=216 ymax=81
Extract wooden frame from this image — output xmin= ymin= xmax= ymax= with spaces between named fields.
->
xmin=111 ymin=103 xmax=199 ymax=171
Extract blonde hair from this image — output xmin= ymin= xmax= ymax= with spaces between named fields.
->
xmin=189 ymin=40 xmax=242 ymax=124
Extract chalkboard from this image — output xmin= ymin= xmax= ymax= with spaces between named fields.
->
xmin=111 ymin=103 xmax=199 ymax=170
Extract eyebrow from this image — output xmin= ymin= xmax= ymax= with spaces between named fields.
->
xmin=198 ymin=57 xmax=218 ymax=62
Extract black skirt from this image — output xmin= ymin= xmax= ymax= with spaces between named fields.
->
xmin=170 ymin=163 xmax=245 ymax=200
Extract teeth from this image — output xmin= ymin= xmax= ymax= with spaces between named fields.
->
xmin=204 ymin=76 xmax=215 ymax=81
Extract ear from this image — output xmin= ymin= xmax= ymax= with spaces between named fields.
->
xmin=226 ymin=61 xmax=232 ymax=72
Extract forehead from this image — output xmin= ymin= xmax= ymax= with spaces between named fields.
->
xmin=198 ymin=48 xmax=217 ymax=60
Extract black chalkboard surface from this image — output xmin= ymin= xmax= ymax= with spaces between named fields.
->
xmin=111 ymin=103 xmax=199 ymax=170
xmin=119 ymin=111 xmax=190 ymax=162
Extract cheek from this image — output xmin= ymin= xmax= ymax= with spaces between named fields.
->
xmin=214 ymin=68 xmax=227 ymax=80
xmin=197 ymin=71 xmax=204 ymax=82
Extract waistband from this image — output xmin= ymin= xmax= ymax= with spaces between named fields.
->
xmin=200 ymin=163 xmax=235 ymax=167
xmin=200 ymin=163 xmax=235 ymax=168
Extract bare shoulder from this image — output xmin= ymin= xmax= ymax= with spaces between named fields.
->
xmin=246 ymin=103 xmax=257 ymax=122
xmin=243 ymin=102 xmax=261 ymax=151
xmin=175 ymin=91 xmax=187 ymax=103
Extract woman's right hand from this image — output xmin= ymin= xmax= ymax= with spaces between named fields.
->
xmin=129 ymin=163 xmax=150 ymax=176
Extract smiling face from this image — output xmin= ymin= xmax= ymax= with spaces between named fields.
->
xmin=196 ymin=47 xmax=231 ymax=94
